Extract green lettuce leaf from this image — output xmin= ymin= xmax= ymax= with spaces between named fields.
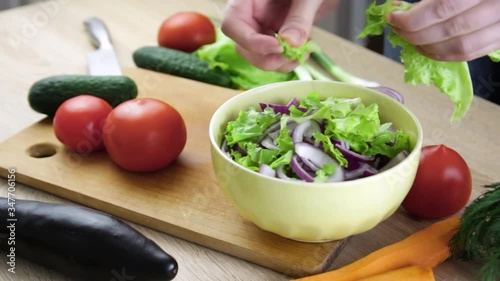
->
xmin=225 ymin=106 xmax=280 ymax=145
xmin=489 ymin=50 xmax=500 ymax=63
xmin=359 ymin=0 xmax=500 ymax=122
xmin=224 ymin=92 xmax=410 ymax=181
xmin=313 ymin=132 xmax=348 ymax=167
xmin=314 ymin=164 xmax=336 ymax=183
xmin=196 ymin=29 xmax=296 ymax=90
xmin=230 ymin=141 xmax=281 ymax=171
xmin=276 ymin=34 xmax=321 ymax=64
xmin=269 ymin=150 xmax=293 ymax=169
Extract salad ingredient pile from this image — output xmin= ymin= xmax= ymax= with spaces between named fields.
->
xmin=222 ymin=91 xmax=410 ymax=183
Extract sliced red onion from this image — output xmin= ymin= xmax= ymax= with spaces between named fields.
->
xmin=232 ymin=143 xmax=247 ymax=156
xmin=294 ymin=142 xmax=344 ymax=182
xmin=286 ymin=98 xmax=299 ymax=107
xmin=267 ymin=130 xmax=280 ymax=141
xmin=369 ymin=86 xmax=405 ymax=104
xmin=292 ymin=120 xmax=321 ymax=143
xmin=295 ymin=142 xmax=336 ymax=168
xmin=345 ymin=163 xmax=378 ymax=180
xmin=260 ymin=135 xmax=280 ymax=150
xmin=327 ymin=166 xmax=346 ymax=182
xmin=335 ymin=143 xmax=374 ymax=162
xmin=220 ymin=138 xmax=231 ymax=157
xmin=259 ymin=164 xmax=276 ymax=178
xmin=291 ymin=155 xmax=315 ymax=182
xmin=287 ymin=120 xmax=298 ymax=132
xmin=331 ymin=137 xmax=349 ymax=149
xmin=259 ymin=103 xmax=291 ymax=114
xmin=263 ymin=121 xmax=281 ymax=135
xmin=260 ymin=98 xmax=307 ymax=115
xmin=301 ymin=157 xmax=320 ymax=172
xmin=286 ymin=98 xmax=308 ymax=113
xmin=345 ymin=159 xmax=363 ymax=172
xmin=276 ymin=165 xmax=299 ymax=181
xmin=379 ymin=150 xmax=409 ymax=172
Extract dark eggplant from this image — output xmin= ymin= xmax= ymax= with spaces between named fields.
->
xmin=0 ymin=197 xmax=178 ymax=281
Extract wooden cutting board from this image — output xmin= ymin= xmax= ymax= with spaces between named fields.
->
xmin=0 ymin=68 xmax=347 ymax=278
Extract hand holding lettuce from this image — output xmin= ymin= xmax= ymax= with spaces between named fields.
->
xmin=195 ymin=29 xmax=381 ymax=89
xmin=358 ymin=0 xmax=500 ymax=122
xmin=196 ymin=30 xmax=297 ymax=90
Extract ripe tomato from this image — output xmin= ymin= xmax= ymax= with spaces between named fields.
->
xmin=157 ymin=11 xmax=216 ymax=53
xmin=103 ymin=98 xmax=187 ymax=172
xmin=53 ymin=95 xmax=112 ymax=154
xmin=402 ymin=144 xmax=472 ymax=219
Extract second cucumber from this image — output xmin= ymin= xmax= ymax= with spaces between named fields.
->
xmin=133 ymin=46 xmax=234 ymax=89
xmin=28 ymin=75 xmax=138 ymax=116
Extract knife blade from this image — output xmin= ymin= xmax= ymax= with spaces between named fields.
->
xmin=84 ymin=17 xmax=122 ymax=76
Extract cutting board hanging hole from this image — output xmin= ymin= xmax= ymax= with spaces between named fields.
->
xmin=26 ymin=143 xmax=58 ymax=158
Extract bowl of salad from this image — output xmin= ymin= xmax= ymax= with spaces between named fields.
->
xmin=209 ymin=80 xmax=423 ymax=242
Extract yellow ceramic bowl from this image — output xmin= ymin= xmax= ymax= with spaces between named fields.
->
xmin=209 ymin=80 xmax=423 ymax=242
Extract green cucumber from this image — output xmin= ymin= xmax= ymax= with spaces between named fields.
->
xmin=28 ymin=75 xmax=138 ymax=116
xmin=133 ymin=46 xmax=234 ymax=88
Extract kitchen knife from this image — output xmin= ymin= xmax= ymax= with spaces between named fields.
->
xmin=84 ymin=17 xmax=122 ymax=76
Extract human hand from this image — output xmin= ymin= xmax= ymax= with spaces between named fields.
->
xmin=221 ymin=0 xmax=340 ymax=72
xmin=387 ymin=0 xmax=500 ymax=61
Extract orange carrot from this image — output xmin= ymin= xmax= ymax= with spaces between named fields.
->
xmin=291 ymin=216 xmax=460 ymax=281
xmin=355 ymin=265 xmax=435 ymax=281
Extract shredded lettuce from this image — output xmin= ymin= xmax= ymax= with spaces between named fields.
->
xmin=359 ymin=0 xmax=500 ymax=123
xmin=196 ymin=29 xmax=297 ymax=90
xmin=225 ymin=106 xmax=280 ymax=145
xmin=276 ymin=34 xmax=321 ymax=64
xmin=314 ymin=164 xmax=335 ymax=183
xmin=224 ymin=92 xmax=410 ymax=177
xmin=489 ymin=50 xmax=500 ymax=63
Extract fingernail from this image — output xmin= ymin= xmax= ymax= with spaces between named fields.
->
xmin=272 ymin=44 xmax=284 ymax=54
xmin=387 ymin=10 xmax=403 ymax=25
xmin=280 ymin=28 xmax=305 ymax=47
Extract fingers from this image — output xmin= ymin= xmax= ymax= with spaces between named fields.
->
xmin=388 ymin=0 xmax=483 ymax=32
xmin=278 ymin=0 xmax=324 ymax=46
xmin=393 ymin=0 xmax=500 ymax=46
xmin=388 ymin=0 xmax=500 ymax=61
xmin=416 ymin=20 xmax=500 ymax=61
xmin=221 ymin=0 xmax=283 ymax=55
xmin=221 ymin=0 xmax=324 ymax=72
xmin=235 ymin=45 xmax=299 ymax=72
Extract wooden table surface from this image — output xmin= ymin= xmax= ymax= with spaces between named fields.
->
xmin=0 ymin=1 xmax=498 ymax=280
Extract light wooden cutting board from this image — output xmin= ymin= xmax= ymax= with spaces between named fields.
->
xmin=0 ymin=68 xmax=347 ymax=278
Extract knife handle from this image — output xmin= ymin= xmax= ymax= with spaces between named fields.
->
xmin=84 ymin=17 xmax=113 ymax=49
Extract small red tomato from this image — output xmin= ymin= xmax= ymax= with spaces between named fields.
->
xmin=157 ymin=11 xmax=216 ymax=53
xmin=402 ymin=144 xmax=472 ymax=219
xmin=53 ymin=95 xmax=113 ymax=154
xmin=103 ymin=98 xmax=187 ymax=172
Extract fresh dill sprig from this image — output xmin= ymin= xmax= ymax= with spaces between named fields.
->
xmin=449 ymin=182 xmax=500 ymax=281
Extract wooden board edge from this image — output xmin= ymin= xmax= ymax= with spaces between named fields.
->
xmin=0 ymin=167 xmax=345 ymax=277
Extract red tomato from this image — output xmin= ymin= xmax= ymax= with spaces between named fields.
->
xmin=402 ymin=145 xmax=472 ymax=219
xmin=157 ymin=11 xmax=216 ymax=53
xmin=53 ymin=95 xmax=112 ymax=153
xmin=103 ymin=98 xmax=187 ymax=172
